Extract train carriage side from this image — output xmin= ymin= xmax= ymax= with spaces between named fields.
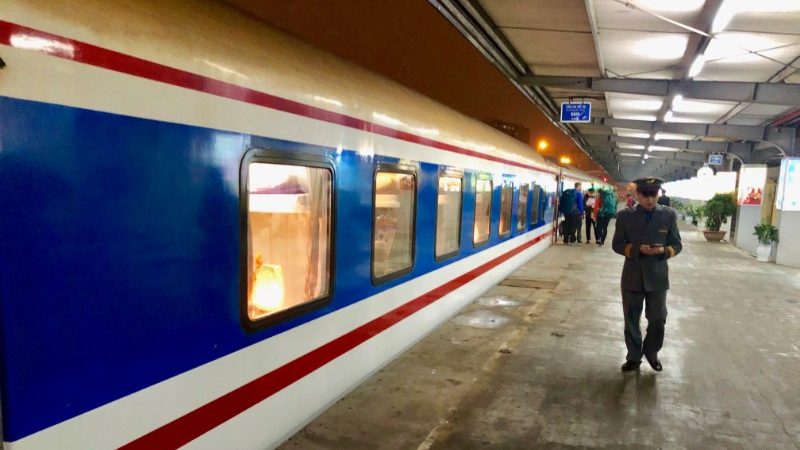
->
xmin=0 ymin=0 xmax=600 ymax=448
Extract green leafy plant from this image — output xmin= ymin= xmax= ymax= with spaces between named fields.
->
xmin=753 ymin=220 xmax=779 ymax=245
xmin=703 ymin=193 xmax=737 ymax=231
xmin=691 ymin=205 xmax=704 ymax=226
xmin=671 ymin=198 xmax=685 ymax=214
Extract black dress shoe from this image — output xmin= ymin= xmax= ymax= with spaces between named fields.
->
xmin=621 ymin=360 xmax=641 ymax=371
xmin=645 ymin=354 xmax=663 ymax=371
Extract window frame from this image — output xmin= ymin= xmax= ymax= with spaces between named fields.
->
xmin=371 ymin=163 xmax=418 ymax=286
xmin=530 ymin=184 xmax=542 ymax=226
xmin=516 ymin=183 xmax=529 ymax=232
xmin=434 ymin=169 xmax=464 ymax=263
xmin=239 ymin=147 xmax=336 ymax=332
xmin=498 ymin=180 xmax=514 ymax=238
xmin=472 ymin=174 xmax=493 ymax=248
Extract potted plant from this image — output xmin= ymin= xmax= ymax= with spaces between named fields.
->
xmin=753 ymin=220 xmax=778 ymax=262
xmin=684 ymin=204 xmax=696 ymax=224
xmin=702 ymin=192 xmax=737 ymax=242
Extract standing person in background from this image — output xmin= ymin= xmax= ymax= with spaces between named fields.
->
xmin=626 ymin=193 xmax=635 ymax=209
xmin=596 ymin=188 xmax=617 ymax=245
xmin=558 ymin=185 xmax=578 ymax=245
xmin=584 ymin=188 xmax=597 ymax=244
xmin=574 ymin=183 xmax=584 ymax=243
xmin=657 ymin=188 xmax=671 ymax=207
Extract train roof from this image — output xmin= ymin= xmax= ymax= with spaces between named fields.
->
xmin=11 ymin=0 xmax=609 ymax=184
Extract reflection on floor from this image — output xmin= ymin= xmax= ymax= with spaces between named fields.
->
xmin=280 ymin=223 xmax=800 ymax=450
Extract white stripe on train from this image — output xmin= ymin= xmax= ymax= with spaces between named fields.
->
xmin=0 ymin=45 xmax=556 ymax=186
xmin=6 ymin=226 xmax=552 ymax=449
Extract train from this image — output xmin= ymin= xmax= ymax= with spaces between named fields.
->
xmin=0 ymin=0 xmax=608 ymax=448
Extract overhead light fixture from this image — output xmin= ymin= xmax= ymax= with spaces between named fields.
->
xmin=537 ymin=140 xmax=549 ymax=151
xmin=614 ymin=114 xmax=659 ymax=121
xmin=647 ymin=146 xmax=653 ymax=153
xmin=688 ymin=54 xmax=706 ymax=77
xmin=672 ymin=99 xmax=728 ymax=114
xmin=634 ymin=0 xmax=705 ymax=12
xmin=632 ymin=35 xmax=690 ymax=60
xmin=644 ymin=154 xmax=651 ymax=160
xmin=613 ymin=99 xmax=664 ymax=112
xmin=664 ymin=111 xmax=674 ymax=122
xmin=641 ymin=160 xmax=646 ymax=165
xmin=619 ymin=152 xmax=644 ymax=157
xmin=617 ymin=143 xmax=646 ymax=150
xmin=559 ymin=156 xmax=572 ymax=165
xmin=615 ymin=129 xmax=652 ymax=139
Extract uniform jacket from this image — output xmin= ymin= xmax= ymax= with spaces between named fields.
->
xmin=612 ymin=205 xmax=682 ymax=292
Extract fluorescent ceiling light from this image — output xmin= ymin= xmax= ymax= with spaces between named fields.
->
xmin=664 ymin=111 xmax=674 ymax=122
xmin=617 ymin=143 xmax=646 ymax=149
xmin=672 ymin=98 xmax=730 ymax=114
xmin=612 ymin=99 xmax=664 ymax=112
xmin=688 ymin=54 xmax=706 ymax=77
xmin=616 ymin=130 xmax=652 ymax=139
xmin=614 ymin=114 xmax=659 ymax=121
xmin=632 ymin=35 xmax=690 ymax=60
xmin=644 ymin=154 xmax=651 ymax=160
xmin=650 ymin=146 xmax=680 ymax=151
xmin=667 ymin=115 xmax=709 ymax=123
xmin=633 ymin=0 xmax=705 ymax=12
xmin=656 ymin=132 xmax=696 ymax=140
xmin=724 ymin=0 xmax=800 ymax=14
xmin=619 ymin=152 xmax=644 ymax=157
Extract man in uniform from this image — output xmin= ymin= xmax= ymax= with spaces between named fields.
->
xmin=612 ymin=177 xmax=682 ymax=372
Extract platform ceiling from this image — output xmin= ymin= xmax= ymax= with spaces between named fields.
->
xmin=227 ymin=0 xmax=800 ymax=182
xmin=459 ymin=0 xmax=800 ymax=180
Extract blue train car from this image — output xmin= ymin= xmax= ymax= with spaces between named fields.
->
xmin=0 ymin=1 xmax=602 ymax=448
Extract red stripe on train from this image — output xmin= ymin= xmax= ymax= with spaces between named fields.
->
xmin=0 ymin=20 xmax=557 ymax=176
xmin=119 ymin=232 xmax=552 ymax=449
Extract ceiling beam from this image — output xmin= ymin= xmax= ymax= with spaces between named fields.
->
xmin=518 ymin=75 xmax=800 ymax=106
xmin=592 ymin=117 xmax=780 ymax=142
xmin=585 ymin=135 xmax=758 ymax=154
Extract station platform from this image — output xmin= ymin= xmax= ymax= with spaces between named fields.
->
xmin=280 ymin=223 xmax=800 ymax=450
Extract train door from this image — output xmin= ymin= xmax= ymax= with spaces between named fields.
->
xmin=552 ymin=172 xmax=563 ymax=243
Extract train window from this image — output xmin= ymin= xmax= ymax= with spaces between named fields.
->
xmin=373 ymin=168 xmax=416 ymax=283
xmin=245 ymin=162 xmax=332 ymax=323
xmin=435 ymin=174 xmax=463 ymax=261
xmin=517 ymin=183 xmax=529 ymax=232
xmin=499 ymin=181 xmax=513 ymax=237
xmin=473 ymin=176 xmax=492 ymax=246
xmin=531 ymin=184 xmax=542 ymax=225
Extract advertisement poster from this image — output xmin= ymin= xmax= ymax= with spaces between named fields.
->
xmin=775 ymin=158 xmax=800 ymax=211
xmin=737 ymin=165 xmax=766 ymax=206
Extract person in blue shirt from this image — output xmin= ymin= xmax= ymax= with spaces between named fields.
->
xmin=574 ymin=183 xmax=584 ymax=243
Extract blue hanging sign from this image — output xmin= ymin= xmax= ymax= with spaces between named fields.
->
xmin=560 ymin=102 xmax=591 ymax=123
xmin=708 ymin=154 xmax=724 ymax=166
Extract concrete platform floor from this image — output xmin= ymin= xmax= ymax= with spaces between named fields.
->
xmin=279 ymin=224 xmax=800 ymax=449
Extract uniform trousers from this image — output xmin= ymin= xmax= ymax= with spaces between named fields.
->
xmin=622 ymin=289 xmax=667 ymax=363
